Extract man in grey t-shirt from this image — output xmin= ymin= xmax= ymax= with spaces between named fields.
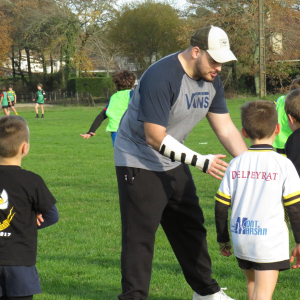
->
xmin=114 ymin=26 xmax=247 ymax=300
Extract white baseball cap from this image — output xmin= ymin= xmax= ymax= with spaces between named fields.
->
xmin=190 ymin=25 xmax=237 ymax=63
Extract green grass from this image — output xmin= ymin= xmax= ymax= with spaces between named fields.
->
xmin=11 ymin=96 xmax=300 ymax=300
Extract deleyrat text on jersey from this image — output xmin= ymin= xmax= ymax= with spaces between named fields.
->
xmin=231 ymin=217 xmax=267 ymax=236
xmin=231 ymin=171 xmax=278 ymax=181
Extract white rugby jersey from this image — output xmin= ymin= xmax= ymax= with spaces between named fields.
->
xmin=215 ymin=145 xmax=300 ymax=263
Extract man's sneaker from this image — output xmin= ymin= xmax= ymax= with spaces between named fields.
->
xmin=35 ymin=114 xmax=39 ymax=118
xmin=193 ymin=290 xmax=235 ymax=300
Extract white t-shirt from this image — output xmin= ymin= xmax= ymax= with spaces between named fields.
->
xmin=216 ymin=145 xmax=300 ymax=263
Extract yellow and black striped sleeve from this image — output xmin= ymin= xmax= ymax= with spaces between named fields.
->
xmin=284 ymin=191 xmax=300 ymax=243
xmin=215 ymin=190 xmax=231 ymax=206
xmin=215 ymin=190 xmax=231 ymax=243
xmin=283 ymin=191 xmax=300 ymax=207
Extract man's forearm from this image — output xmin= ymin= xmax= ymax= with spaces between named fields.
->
xmin=217 ymin=126 xmax=247 ymax=157
xmin=207 ymin=112 xmax=248 ymax=158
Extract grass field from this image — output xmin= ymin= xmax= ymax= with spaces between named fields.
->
xmin=13 ymin=96 xmax=300 ymax=300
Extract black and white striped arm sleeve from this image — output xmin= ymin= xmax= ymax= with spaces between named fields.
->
xmin=159 ymin=135 xmax=215 ymax=173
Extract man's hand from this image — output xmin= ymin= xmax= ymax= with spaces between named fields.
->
xmin=33 ymin=99 xmax=35 ymax=102
xmin=219 ymin=242 xmax=232 ymax=257
xmin=80 ymin=133 xmax=95 ymax=139
xmin=37 ymin=213 xmax=44 ymax=226
xmin=205 ymin=154 xmax=228 ymax=180
xmin=290 ymin=244 xmax=300 ymax=269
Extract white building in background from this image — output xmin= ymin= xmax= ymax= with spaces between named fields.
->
xmin=2 ymin=50 xmax=62 ymax=75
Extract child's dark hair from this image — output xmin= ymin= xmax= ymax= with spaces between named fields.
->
xmin=8 ymin=84 xmax=13 ymax=89
xmin=285 ymin=89 xmax=300 ymax=123
xmin=290 ymin=79 xmax=300 ymax=91
xmin=0 ymin=86 xmax=6 ymax=92
xmin=241 ymin=100 xmax=278 ymax=140
xmin=0 ymin=116 xmax=29 ymax=158
xmin=37 ymin=83 xmax=43 ymax=88
xmin=113 ymin=70 xmax=136 ymax=91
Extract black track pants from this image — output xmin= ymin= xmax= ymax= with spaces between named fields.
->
xmin=116 ymin=164 xmax=220 ymax=300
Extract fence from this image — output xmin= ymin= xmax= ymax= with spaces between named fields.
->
xmin=18 ymin=91 xmax=110 ymax=106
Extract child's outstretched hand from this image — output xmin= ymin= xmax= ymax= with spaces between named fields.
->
xmin=80 ymin=132 xmax=95 ymax=139
xmin=219 ymin=242 xmax=232 ymax=257
xmin=37 ymin=213 xmax=44 ymax=226
xmin=290 ymin=244 xmax=300 ymax=269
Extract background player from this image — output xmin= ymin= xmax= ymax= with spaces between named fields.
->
xmin=215 ymin=100 xmax=300 ymax=300
xmin=0 ymin=115 xmax=59 ymax=300
xmin=32 ymin=83 xmax=46 ymax=118
xmin=284 ymin=88 xmax=300 ymax=175
xmin=0 ymin=86 xmax=11 ymax=116
xmin=80 ymin=70 xmax=136 ymax=146
xmin=7 ymin=84 xmax=18 ymax=116
xmin=272 ymin=78 xmax=300 ymax=154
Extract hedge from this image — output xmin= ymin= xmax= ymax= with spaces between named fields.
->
xmin=67 ymin=77 xmax=116 ymax=97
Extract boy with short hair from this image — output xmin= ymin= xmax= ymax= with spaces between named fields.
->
xmin=0 ymin=86 xmax=11 ymax=116
xmin=284 ymin=88 xmax=300 ymax=175
xmin=7 ymin=84 xmax=18 ymax=116
xmin=273 ymin=78 xmax=300 ymax=154
xmin=80 ymin=70 xmax=136 ymax=146
xmin=0 ymin=115 xmax=59 ymax=300
xmin=215 ymin=100 xmax=300 ymax=300
xmin=32 ymin=83 xmax=46 ymax=118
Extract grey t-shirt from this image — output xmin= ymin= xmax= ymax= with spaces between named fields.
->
xmin=114 ymin=52 xmax=228 ymax=171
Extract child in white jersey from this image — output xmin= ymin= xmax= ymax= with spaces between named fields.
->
xmin=215 ymin=100 xmax=300 ymax=300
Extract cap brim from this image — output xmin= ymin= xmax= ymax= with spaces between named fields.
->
xmin=207 ymin=49 xmax=237 ymax=63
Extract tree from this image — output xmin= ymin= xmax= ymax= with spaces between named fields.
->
xmin=5 ymin=0 xmax=115 ymax=87
xmin=185 ymin=0 xmax=300 ymax=94
xmin=0 ymin=9 xmax=12 ymax=66
xmin=108 ymin=0 xmax=186 ymax=72
xmin=85 ymin=33 xmax=122 ymax=76
xmin=59 ymin=0 xmax=117 ymax=76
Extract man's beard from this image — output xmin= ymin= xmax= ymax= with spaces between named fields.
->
xmin=195 ymin=59 xmax=217 ymax=82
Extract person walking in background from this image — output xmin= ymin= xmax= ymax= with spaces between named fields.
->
xmin=272 ymin=78 xmax=300 ymax=154
xmin=0 ymin=86 xmax=11 ymax=116
xmin=32 ymin=83 xmax=46 ymax=118
xmin=7 ymin=84 xmax=18 ymax=116
xmin=80 ymin=70 xmax=136 ymax=146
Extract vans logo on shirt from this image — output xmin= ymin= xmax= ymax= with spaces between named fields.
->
xmin=231 ymin=217 xmax=267 ymax=236
xmin=186 ymin=92 xmax=209 ymax=110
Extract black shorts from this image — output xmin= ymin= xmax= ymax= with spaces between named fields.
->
xmin=2 ymin=106 xmax=9 ymax=109
xmin=0 ymin=265 xmax=41 ymax=297
xmin=236 ymin=257 xmax=290 ymax=271
xmin=10 ymin=102 xmax=14 ymax=107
